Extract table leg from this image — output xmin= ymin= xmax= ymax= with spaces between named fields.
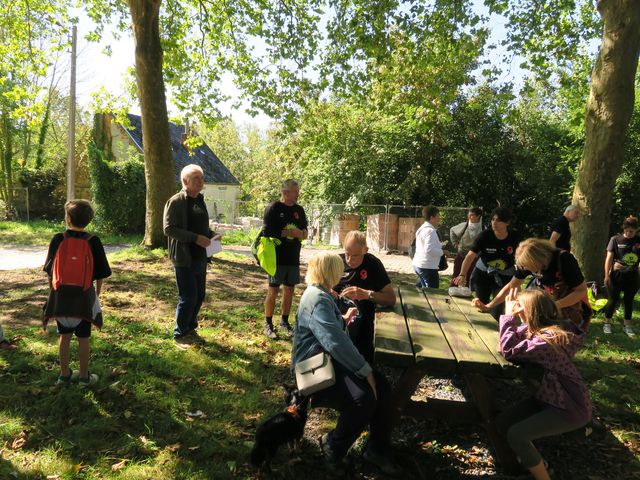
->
xmin=390 ymin=365 xmax=425 ymax=426
xmin=464 ymin=373 xmax=521 ymax=474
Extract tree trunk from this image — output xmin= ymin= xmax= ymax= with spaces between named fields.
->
xmin=128 ymin=0 xmax=175 ymax=248
xmin=571 ymin=0 xmax=640 ymax=282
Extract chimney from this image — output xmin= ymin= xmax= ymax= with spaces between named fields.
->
xmin=181 ymin=118 xmax=190 ymax=147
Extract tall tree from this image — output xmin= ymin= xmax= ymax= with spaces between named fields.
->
xmin=486 ymin=0 xmax=640 ymax=281
xmin=571 ymin=1 xmax=640 ymax=281
xmin=128 ymin=0 xmax=175 ymax=247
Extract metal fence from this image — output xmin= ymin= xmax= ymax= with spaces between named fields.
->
xmin=209 ymin=199 xmax=472 ymax=252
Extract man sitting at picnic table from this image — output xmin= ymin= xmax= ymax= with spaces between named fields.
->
xmin=333 ymin=230 xmax=396 ymax=363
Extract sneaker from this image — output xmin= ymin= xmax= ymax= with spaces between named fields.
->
xmin=78 ymin=373 xmax=99 ymax=388
xmin=320 ymin=433 xmax=347 ymax=476
xmin=0 ymin=340 xmax=16 ymax=350
xmin=265 ymin=324 xmax=278 ymax=340
xmin=55 ymin=369 xmax=76 ymax=386
xmin=623 ymin=325 xmax=636 ymax=338
xmin=603 ymin=323 xmax=612 ymax=334
xmin=363 ymin=448 xmax=402 ymax=477
xmin=280 ymin=322 xmax=294 ymax=338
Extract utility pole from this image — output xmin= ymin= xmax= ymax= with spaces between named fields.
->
xmin=66 ymin=24 xmax=77 ymax=201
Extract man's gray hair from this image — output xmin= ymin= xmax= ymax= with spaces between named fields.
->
xmin=181 ymin=164 xmax=204 ymax=185
xmin=564 ymin=205 xmax=580 ymax=215
xmin=281 ymin=179 xmax=299 ymax=192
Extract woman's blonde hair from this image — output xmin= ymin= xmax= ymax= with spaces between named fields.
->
xmin=518 ymin=289 xmax=570 ymax=346
xmin=515 ymin=238 xmax=555 ymax=272
xmin=306 ymin=252 xmax=344 ymax=288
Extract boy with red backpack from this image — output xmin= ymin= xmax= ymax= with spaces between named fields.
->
xmin=43 ymin=200 xmax=111 ymax=387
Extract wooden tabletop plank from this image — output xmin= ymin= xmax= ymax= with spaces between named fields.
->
xmin=400 ymin=286 xmax=456 ymax=373
xmin=422 ymin=289 xmax=502 ymax=374
xmin=448 ymin=296 xmax=517 ymax=372
xmin=374 ymin=288 xmax=415 ymax=367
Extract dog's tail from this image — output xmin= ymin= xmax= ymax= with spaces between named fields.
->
xmin=250 ymin=442 xmax=266 ymax=467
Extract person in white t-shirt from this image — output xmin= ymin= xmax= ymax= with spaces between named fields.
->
xmin=412 ymin=205 xmax=444 ymax=288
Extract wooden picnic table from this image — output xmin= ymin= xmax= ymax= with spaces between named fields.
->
xmin=375 ymin=285 xmax=533 ymax=473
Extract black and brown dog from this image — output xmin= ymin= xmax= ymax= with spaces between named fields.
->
xmin=250 ymin=386 xmax=309 ymax=471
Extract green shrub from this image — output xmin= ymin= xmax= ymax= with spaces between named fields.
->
xmin=88 ymin=142 xmax=146 ymax=233
xmin=17 ymin=167 xmax=65 ymax=220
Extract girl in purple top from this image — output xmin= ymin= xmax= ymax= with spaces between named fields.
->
xmin=497 ymin=288 xmax=591 ymax=480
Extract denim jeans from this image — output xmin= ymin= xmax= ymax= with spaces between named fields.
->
xmin=173 ymin=259 xmax=207 ymax=338
xmin=414 ymin=266 xmax=439 ymax=288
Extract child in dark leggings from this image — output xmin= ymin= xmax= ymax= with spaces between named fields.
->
xmin=603 ymin=216 xmax=640 ymax=337
xmin=497 ymin=288 xmax=591 ymax=480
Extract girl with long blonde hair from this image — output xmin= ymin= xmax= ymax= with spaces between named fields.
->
xmin=497 ymin=288 xmax=591 ymax=480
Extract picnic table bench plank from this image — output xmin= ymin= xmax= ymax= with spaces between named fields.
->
xmin=422 ymin=289 xmax=503 ymax=374
xmin=374 ymin=288 xmax=415 ymax=367
xmin=399 ymin=286 xmax=457 ymax=373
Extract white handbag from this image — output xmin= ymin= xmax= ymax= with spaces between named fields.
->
xmin=294 ymin=352 xmax=335 ymax=395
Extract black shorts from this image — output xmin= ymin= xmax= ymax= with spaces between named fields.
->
xmin=268 ymin=265 xmax=301 ymax=287
xmin=56 ymin=319 xmax=92 ymax=338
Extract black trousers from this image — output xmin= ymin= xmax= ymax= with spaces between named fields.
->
xmin=313 ymin=361 xmax=393 ymax=458
xmin=605 ymin=270 xmax=640 ymax=320
xmin=471 ymin=269 xmax=512 ymax=320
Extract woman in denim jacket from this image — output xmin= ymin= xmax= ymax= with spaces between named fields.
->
xmin=292 ymin=252 xmax=399 ymax=476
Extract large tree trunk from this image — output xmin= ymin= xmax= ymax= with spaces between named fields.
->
xmin=128 ymin=0 xmax=175 ymax=248
xmin=571 ymin=0 xmax=640 ymax=282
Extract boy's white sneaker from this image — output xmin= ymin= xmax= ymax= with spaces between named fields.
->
xmin=78 ymin=373 xmax=99 ymax=388
xmin=603 ymin=323 xmax=612 ymax=334
xmin=623 ymin=325 xmax=635 ymax=338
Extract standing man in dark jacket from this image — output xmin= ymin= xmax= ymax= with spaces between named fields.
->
xmin=262 ymin=179 xmax=308 ymax=339
xmin=163 ymin=164 xmax=220 ymax=343
xmin=549 ymin=205 xmax=580 ymax=252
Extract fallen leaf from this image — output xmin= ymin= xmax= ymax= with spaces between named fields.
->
xmin=166 ymin=443 xmax=181 ymax=452
xmin=188 ymin=446 xmax=200 ymax=451
xmin=11 ymin=432 xmax=26 ymax=450
xmin=46 ymin=475 xmax=60 ymax=480
xmin=124 ymin=410 xmax=133 ymax=419
xmin=111 ymin=460 xmax=126 ymax=472
xmin=139 ymin=435 xmax=148 ymax=445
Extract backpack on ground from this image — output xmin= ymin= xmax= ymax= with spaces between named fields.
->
xmin=51 ymin=232 xmax=94 ymax=291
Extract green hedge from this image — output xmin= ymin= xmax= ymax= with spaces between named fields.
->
xmin=88 ymin=142 xmax=146 ymax=233
xmin=18 ymin=167 xmax=65 ymax=220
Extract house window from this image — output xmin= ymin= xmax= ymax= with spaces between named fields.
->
xmin=218 ymin=186 xmax=227 ymax=191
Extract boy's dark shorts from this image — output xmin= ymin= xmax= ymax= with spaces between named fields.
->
xmin=268 ymin=265 xmax=300 ymax=287
xmin=56 ymin=319 xmax=92 ymax=338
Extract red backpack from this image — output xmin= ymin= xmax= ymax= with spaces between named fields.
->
xmin=51 ymin=232 xmax=94 ymax=291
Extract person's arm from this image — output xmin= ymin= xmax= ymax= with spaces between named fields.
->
xmin=499 ymin=314 xmax=551 ymax=363
xmin=96 ymin=279 xmax=103 ymax=297
xmin=554 ymin=282 xmax=588 ymax=309
xmin=425 ymin=228 xmax=443 ymax=258
xmin=604 ymin=250 xmax=614 ymax=285
xmin=549 ymin=230 xmax=560 ymax=247
xmin=163 ymin=197 xmax=200 ymax=243
xmin=474 ymin=276 xmax=525 ymax=312
xmin=308 ymin=297 xmax=372 ymax=378
xmin=450 ymin=224 xmax=460 ymax=249
xmin=341 ymin=283 xmax=396 ymax=306
xmin=453 ymin=251 xmax=478 ymax=286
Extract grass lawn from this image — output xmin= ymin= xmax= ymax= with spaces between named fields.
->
xmin=0 ymin=220 xmax=142 ymax=246
xmin=0 ymin=243 xmax=639 ymax=479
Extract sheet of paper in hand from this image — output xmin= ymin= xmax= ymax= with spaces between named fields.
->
xmin=206 ymin=239 xmax=222 ymax=257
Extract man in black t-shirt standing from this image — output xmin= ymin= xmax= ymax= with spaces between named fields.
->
xmin=334 ymin=231 xmax=396 ymax=363
xmin=262 ymin=180 xmax=308 ymax=339
xmin=549 ymin=205 xmax=580 ymax=251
